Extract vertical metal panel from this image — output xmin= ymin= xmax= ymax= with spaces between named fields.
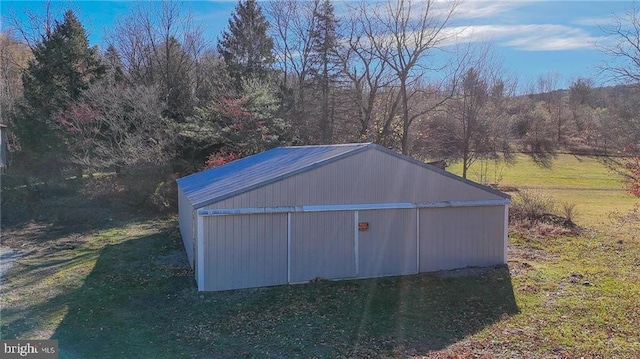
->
xmin=416 ymin=208 xmax=420 ymax=273
xmin=354 ymin=211 xmax=359 ymax=277
xmin=202 ymin=214 xmax=287 ymax=291
xmin=290 ymin=211 xmax=356 ymax=282
xmin=178 ymin=188 xmax=195 ymax=267
xmin=503 ymin=205 xmax=509 ymax=264
xmin=287 ymin=213 xmax=291 ymax=283
xmin=357 ymin=209 xmax=418 ymax=278
xmin=419 ymin=206 xmax=506 ymax=272
xmin=196 ymin=215 xmax=204 ymax=291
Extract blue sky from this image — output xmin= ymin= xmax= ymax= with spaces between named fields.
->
xmin=0 ymin=1 xmax=635 ymax=89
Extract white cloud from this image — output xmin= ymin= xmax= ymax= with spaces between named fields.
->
xmin=505 ymin=35 xmax=594 ymax=51
xmin=340 ymin=1 xmax=614 ymax=53
xmin=443 ymin=24 xmax=607 ymax=51
xmin=572 ymin=16 xmax=618 ymax=27
xmin=451 ymin=0 xmax=530 ymax=20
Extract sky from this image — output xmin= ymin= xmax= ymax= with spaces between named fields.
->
xmin=0 ymin=1 xmax=635 ymax=90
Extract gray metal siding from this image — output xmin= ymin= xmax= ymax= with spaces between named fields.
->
xmin=358 ymin=209 xmax=418 ymax=278
xmin=419 ymin=206 xmax=505 ymax=272
xmin=193 ymin=204 xmax=506 ymax=291
xmin=205 ymin=148 xmax=502 ymax=211
xmin=203 ymin=214 xmax=287 ymax=291
xmin=178 ymin=188 xmax=195 ymax=267
xmin=181 ymin=145 xmax=510 ymax=291
xmin=290 ymin=211 xmax=356 ymax=282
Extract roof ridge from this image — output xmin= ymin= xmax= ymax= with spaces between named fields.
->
xmin=279 ymin=142 xmax=372 ymax=149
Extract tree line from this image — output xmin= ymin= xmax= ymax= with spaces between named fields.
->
xmin=2 ymin=0 xmax=640 ymax=189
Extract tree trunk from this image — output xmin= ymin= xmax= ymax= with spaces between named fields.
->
xmin=401 ymin=80 xmax=410 ymax=155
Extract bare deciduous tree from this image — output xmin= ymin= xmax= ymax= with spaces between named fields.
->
xmin=422 ymin=46 xmax=514 ymax=178
xmin=598 ymin=2 xmax=640 ymax=145
xmin=568 ymin=77 xmax=594 ymax=134
xmin=337 ymin=4 xmax=394 ymax=140
xmin=356 ymin=0 xmax=460 ymax=154
xmin=266 ymin=0 xmax=321 ymax=141
xmin=535 ymin=72 xmax=566 ymax=143
xmin=599 ymin=2 xmax=640 ymax=85
xmin=596 ymin=3 xmax=640 ymax=195
xmin=108 ymin=1 xmax=206 ymax=121
xmin=3 ymin=0 xmax=66 ymax=50
xmin=56 ymin=79 xmax=174 ymax=170
xmin=0 ymin=31 xmax=32 ymax=126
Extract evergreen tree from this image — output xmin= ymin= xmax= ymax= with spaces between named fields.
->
xmin=14 ymin=9 xmax=104 ymax=166
xmin=182 ymin=77 xmax=292 ymax=168
xmin=103 ymin=44 xmax=125 ymax=84
xmin=217 ymin=0 xmax=274 ymax=89
xmin=309 ymin=0 xmax=339 ymax=143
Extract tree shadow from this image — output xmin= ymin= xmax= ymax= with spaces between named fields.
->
xmin=343 ymin=266 xmax=520 ymax=355
xmin=46 ymin=228 xmax=196 ymax=358
xmin=42 ymin=223 xmax=518 ymax=359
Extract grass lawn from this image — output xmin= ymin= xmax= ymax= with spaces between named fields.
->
xmin=1 ymin=154 xmax=640 ymax=358
xmin=450 ymin=154 xmax=639 ymax=227
xmin=1 ymin=221 xmax=518 ymax=358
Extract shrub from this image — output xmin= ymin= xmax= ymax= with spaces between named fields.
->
xmin=512 ymin=189 xmax=555 ymax=220
xmin=510 ymin=190 xmax=582 ymax=237
xmin=149 ymin=179 xmax=178 ymax=213
xmin=560 ymin=201 xmax=577 ymax=223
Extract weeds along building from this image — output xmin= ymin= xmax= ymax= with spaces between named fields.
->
xmin=176 ymin=143 xmax=510 ymax=292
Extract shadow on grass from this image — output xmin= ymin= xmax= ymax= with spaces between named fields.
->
xmin=43 ymin=225 xmax=519 ymax=359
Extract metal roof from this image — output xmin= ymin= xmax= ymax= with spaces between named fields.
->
xmin=177 ymin=142 xmax=509 ymax=209
xmin=177 ymin=143 xmax=372 ymax=209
